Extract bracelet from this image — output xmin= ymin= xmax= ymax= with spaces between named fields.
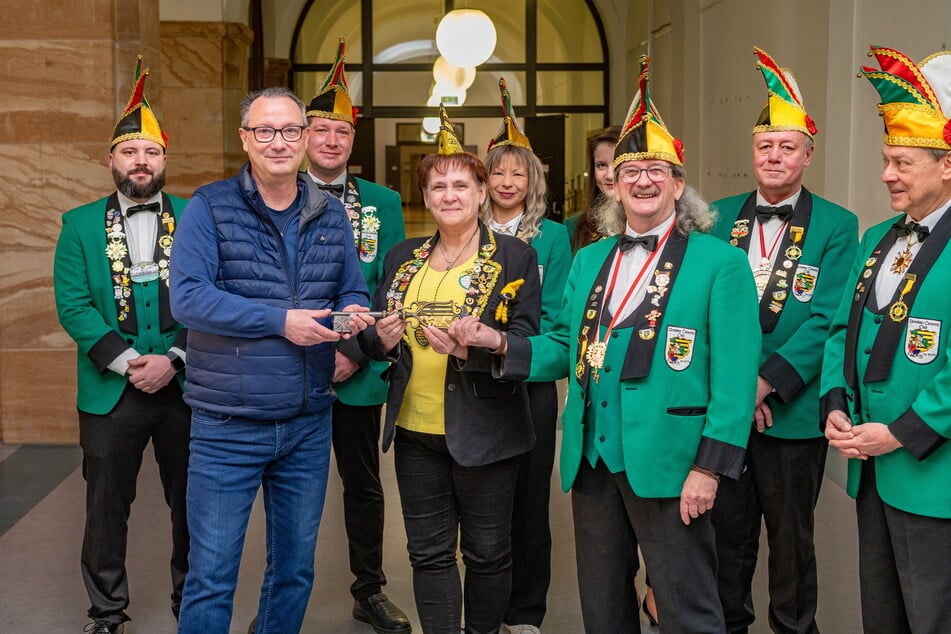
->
xmin=690 ymin=465 xmax=720 ymax=481
xmin=491 ymin=331 xmax=508 ymax=355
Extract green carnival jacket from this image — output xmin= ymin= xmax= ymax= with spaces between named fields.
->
xmin=334 ymin=177 xmax=406 ymax=406
xmin=501 ymin=230 xmax=761 ymax=497
xmin=54 ymin=194 xmax=188 ymax=415
xmin=821 ymin=211 xmax=951 ymax=518
xmin=711 ymin=188 xmax=858 ymax=439
xmin=529 ymin=218 xmax=571 ymax=332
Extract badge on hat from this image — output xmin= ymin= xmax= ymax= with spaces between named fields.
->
xmin=752 ymin=47 xmax=818 ymax=138
xmin=905 ymin=317 xmax=941 ymax=364
xmin=111 ymin=56 xmax=167 ymax=150
xmin=614 ymin=55 xmax=685 ymax=169
xmin=306 ymin=37 xmax=357 ymax=126
xmin=860 ymin=45 xmax=951 ymax=150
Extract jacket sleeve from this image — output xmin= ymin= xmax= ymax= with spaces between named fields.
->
xmin=54 ymin=214 xmax=134 ymax=373
xmin=538 ymin=222 xmax=572 ymax=333
xmin=169 ymin=193 xmax=287 ymax=337
xmin=761 ymin=210 xmax=858 ymax=402
xmin=694 ymin=245 xmax=762 ymax=479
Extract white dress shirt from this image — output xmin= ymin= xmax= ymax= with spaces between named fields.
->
xmin=607 ymin=213 xmax=676 ymax=323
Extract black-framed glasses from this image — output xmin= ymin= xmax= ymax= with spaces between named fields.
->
xmin=618 ymin=165 xmax=672 ymax=183
xmin=242 ymin=126 xmax=304 ymax=143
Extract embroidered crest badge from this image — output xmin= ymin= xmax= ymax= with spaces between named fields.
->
xmin=665 ymin=326 xmax=696 ymax=371
xmin=359 ymin=205 xmax=379 ymax=263
xmin=905 ymin=317 xmax=940 ymax=365
xmin=793 ymin=264 xmax=819 ymax=302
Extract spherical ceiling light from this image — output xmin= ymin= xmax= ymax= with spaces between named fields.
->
xmin=435 ymin=9 xmax=497 ymax=68
xmin=422 ymin=117 xmax=441 ymax=135
xmin=432 ymin=56 xmax=477 ymax=91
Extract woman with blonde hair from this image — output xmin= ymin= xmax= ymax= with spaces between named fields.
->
xmin=480 ymin=78 xmax=571 ymax=634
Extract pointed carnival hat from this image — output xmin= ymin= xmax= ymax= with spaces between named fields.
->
xmin=306 ymin=37 xmax=357 ymax=125
xmin=859 ymin=44 xmax=951 ymax=150
xmin=752 ymin=46 xmax=818 ymax=138
xmin=436 ymin=103 xmax=465 ymax=155
xmin=614 ymin=55 xmax=684 ymax=168
xmin=111 ymin=56 xmax=167 ymax=150
xmin=487 ymin=77 xmax=532 ymax=151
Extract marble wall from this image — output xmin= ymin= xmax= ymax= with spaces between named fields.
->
xmin=0 ymin=2 xmax=250 ymax=443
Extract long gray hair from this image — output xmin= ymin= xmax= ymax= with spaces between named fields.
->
xmin=592 ymin=165 xmax=716 ymax=237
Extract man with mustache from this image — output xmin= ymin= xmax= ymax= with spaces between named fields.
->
xmin=54 ymin=57 xmax=190 ymax=634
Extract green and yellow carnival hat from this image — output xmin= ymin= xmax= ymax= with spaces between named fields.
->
xmin=752 ymin=46 xmax=818 ymax=138
xmin=860 ymin=44 xmax=951 ymax=150
xmin=614 ymin=55 xmax=684 ymax=168
xmin=436 ymin=103 xmax=465 ymax=155
xmin=488 ymin=77 xmax=532 ymax=151
xmin=111 ymin=56 xmax=167 ymax=150
xmin=307 ymin=37 xmax=356 ymax=125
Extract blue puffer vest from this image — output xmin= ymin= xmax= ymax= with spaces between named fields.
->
xmin=184 ymin=165 xmax=368 ymax=420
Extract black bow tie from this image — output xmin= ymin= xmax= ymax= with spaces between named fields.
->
xmin=317 ymin=183 xmax=345 ymax=198
xmin=126 ymin=202 xmax=161 ymax=217
xmin=755 ymin=204 xmax=793 ymax=221
xmin=893 ymin=218 xmax=930 ymax=242
xmin=617 ymin=233 xmax=658 ymax=253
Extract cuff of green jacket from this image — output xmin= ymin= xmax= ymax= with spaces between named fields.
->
xmin=760 ymin=353 xmax=806 ymax=404
xmin=819 ymin=387 xmax=849 ymax=432
xmin=493 ymin=334 xmax=531 ymax=380
xmin=890 ymin=409 xmax=947 ymax=461
xmin=89 ymin=331 xmax=134 ymax=374
xmin=694 ymin=437 xmax=745 ymax=481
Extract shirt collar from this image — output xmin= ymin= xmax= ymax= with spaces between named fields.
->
xmin=117 ymin=191 xmax=162 ymax=217
xmin=488 ymin=212 xmax=524 ymax=235
xmin=625 ymin=212 xmax=675 ymax=239
xmin=755 ymin=188 xmax=801 ymax=211
xmin=910 ymin=196 xmax=951 ymax=231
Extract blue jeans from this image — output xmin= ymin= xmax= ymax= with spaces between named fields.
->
xmin=394 ymin=427 xmax=519 ymax=634
xmin=177 ymin=408 xmax=332 ymax=634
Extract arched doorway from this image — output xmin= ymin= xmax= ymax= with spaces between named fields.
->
xmin=290 ymin=0 xmax=608 ymax=218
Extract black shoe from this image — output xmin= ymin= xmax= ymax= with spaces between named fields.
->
xmin=83 ymin=622 xmax=125 ymax=634
xmin=353 ymin=592 xmax=412 ymax=634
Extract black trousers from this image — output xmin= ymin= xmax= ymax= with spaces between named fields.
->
xmin=78 ymin=381 xmax=190 ymax=625
xmin=712 ymin=432 xmax=827 ymax=634
xmin=572 ymin=460 xmax=724 ymax=634
xmin=331 ymin=400 xmax=387 ymax=601
xmin=856 ymin=459 xmax=951 ymax=634
xmin=504 ymin=380 xmax=557 ymax=627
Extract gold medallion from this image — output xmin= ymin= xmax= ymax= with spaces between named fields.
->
xmin=889 ymin=300 xmax=908 ymax=322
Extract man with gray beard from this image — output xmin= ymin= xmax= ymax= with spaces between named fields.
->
xmin=54 ymin=57 xmax=190 ymax=633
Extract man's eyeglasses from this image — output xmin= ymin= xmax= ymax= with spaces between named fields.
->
xmin=242 ymin=126 xmax=304 ymax=143
xmin=618 ymin=165 xmax=672 ymax=184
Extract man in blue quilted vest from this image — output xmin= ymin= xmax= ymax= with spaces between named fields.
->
xmin=170 ymin=86 xmax=372 ymax=634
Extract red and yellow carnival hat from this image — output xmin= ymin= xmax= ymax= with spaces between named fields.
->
xmin=306 ymin=37 xmax=357 ymax=126
xmin=752 ymin=46 xmax=818 ymax=138
xmin=859 ymin=44 xmax=951 ymax=150
xmin=111 ymin=56 xmax=167 ymax=150
xmin=488 ymin=77 xmax=532 ymax=151
xmin=614 ymin=55 xmax=684 ymax=168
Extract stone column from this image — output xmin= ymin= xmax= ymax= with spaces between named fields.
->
xmin=160 ymin=21 xmax=253 ymax=196
xmin=0 ymin=0 xmax=163 ymax=443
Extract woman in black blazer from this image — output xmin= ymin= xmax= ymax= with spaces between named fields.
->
xmin=359 ymin=139 xmax=540 ymax=633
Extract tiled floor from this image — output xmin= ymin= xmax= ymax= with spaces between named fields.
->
xmin=0 ymin=434 xmax=862 ymax=633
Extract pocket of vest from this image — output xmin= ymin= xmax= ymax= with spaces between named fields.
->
xmin=666 ymin=406 xmax=707 ymax=416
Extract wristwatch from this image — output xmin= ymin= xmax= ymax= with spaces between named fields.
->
xmin=167 ymin=352 xmax=185 ymax=372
